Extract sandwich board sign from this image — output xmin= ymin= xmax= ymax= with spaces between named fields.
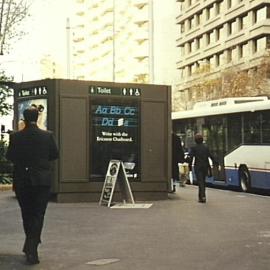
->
xmin=99 ymin=160 xmax=135 ymax=207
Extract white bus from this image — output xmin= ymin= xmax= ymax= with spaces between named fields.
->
xmin=172 ymin=96 xmax=270 ymax=193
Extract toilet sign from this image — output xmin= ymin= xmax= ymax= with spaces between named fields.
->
xmin=99 ymin=160 xmax=135 ymax=207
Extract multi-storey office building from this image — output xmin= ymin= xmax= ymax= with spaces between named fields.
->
xmin=72 ymin=0 xmax=178 ymax=85
xmin=176 ymin=0 xmax=270 ymax=110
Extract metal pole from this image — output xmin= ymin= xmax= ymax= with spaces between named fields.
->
xmin=66 ymin=17 xmax=71 ymax=79
xmin=148 ymin=0 xmax=154 ymax=83
xmin=112 ymin=0 xmax=115 ymax=82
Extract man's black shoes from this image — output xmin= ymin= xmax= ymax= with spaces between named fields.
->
xmin=26 ymin=253 xmax=40 ymax=265
xmin=198 ymin=197 xmax=206 ymax=203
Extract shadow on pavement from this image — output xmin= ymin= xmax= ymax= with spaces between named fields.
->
xmin=0 ymin=254 xmax=31 ymax=270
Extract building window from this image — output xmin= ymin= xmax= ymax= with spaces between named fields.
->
xmin=239 ymin=14 xmax=248 ymax=30
xmin=253 ymin=9 xmax=258 ymax=24
xmin=257 ymin=37 xmax=267 ymax=51
xmin=197 ymin=37 xmax=201 ymax=49
xmin=267 ymin=35 xmax=270 ymax=49
xmin=180 ymin=23 xmax=184 ymax=33
xmin=179 ymin=68 xmax=184 ymax=79
xmin=216 ymin=1 xmax=221 ymax=15
xmin=190 ymin=16 xmax=195 ymax=29
xmin=239 ymin=44 xmax=243 ymax=59
xmin=216 ymin=53 xmax=222 ymax=66
xmin=206 ymin=7 xmax=210 ymax=20
xmin=253 ymin=39 xmax=258 ymax=53
xmin=191 ymin=40 xmax=196 ymax=52
xmin=187 ymin=42 xmax=191 ymax=53
xmin=267 ymin=5 xmax=270 ymax=18
xmin=197 ymin=12 xmax=202 ymax=25
xmin=186 ymin=19 xmax=191 ymax=30
xmin=231 ymin=20 xmax=237 ymax=34
xmin=242 ymin=42 xmax=249 ymax=58
xmin=228 ymin=22 xmax=232 ymax=35
xmin=187 ymin=65 xmax=192 ymax=76
xmin=206 ymin=32 xmax=210 ymax=45
xmin=216 ymin=26 xmax=222 ymax=41
xmin=206 ymin=5 xmax=214 ymax=21
xmin=180 ymin=46 xmax=184 ymax=57
xmin=228 ymin=0 xmax=232 ymax=9
xmin=227 ymin=49 xmax=232 ymax=63
xmin=210 ymin=31 xmax=215 ymax=43
xmin=256 ymin=6 xmax=267 ymax=22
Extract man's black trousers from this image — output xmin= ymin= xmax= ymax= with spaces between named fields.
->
xmin=14 ymin=185 xmax=50 ymax=251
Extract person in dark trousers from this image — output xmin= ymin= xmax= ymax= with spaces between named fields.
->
xmin=188 ymin=133 xmax=218 ymax=203
xmin=6 ymin=107 xmax=59 ymax=265
xmin=171 ymin=132 xmax=185 ymax=192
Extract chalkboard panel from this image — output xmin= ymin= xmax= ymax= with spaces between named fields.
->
xmin=99 ymin=160 xmax=134 ymax=207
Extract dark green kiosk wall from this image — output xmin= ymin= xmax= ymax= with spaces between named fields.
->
xmin=14 ymin=79 xmax=171 ymax=202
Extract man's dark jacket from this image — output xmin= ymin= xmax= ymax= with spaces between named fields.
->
xmin=6 ymin=124 xmax=59 ymax=187
xmin=189 ymin=143 xmax=217 ymax=174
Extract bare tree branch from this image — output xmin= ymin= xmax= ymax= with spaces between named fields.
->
xmin=0 ymin=0 xmax=30 ymax=55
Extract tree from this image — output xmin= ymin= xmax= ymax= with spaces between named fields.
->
xmin=192 ymin=54 xmax=270 ymax=102
xmin=173 ymin=53 xmax=270 ymax=111
xmin=0 ymin=70 xmax=13 ymax=116
xmin=0 ymin=0 xmax=30 ymax=55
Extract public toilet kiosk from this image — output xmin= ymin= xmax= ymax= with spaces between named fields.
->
xmin=13 ymin=79 xmax=171 ymax=202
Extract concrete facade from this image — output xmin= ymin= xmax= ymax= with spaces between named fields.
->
xmin=71 ymin=0 xmax=178 ymax=87
xmin=175 ymin=0 xmax=270 ymax=110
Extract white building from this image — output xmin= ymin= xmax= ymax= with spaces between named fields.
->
xmin=71 ymin=0 xmax=178 ymax=86
xmin=176 ymin=0 xmax=270 ymax=110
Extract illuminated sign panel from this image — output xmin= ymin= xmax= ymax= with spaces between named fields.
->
xmin=91 ymin=101 xmax=140 ymax=181
xmin=89 ymin=86 xmax=141 ymax=97
xmin=16 ymin=86 xmax=48 ymax=99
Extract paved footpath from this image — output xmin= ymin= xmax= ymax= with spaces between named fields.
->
xmin=0 ymin=185 xmax=270 ymax=270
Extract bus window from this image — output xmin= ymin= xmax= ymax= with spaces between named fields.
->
xmin=203 ymin=116 xmax=226 ymax=165
xmin=243 ymin=112 xmax=261 ymax=144
xmin=262 ymin=111 xmax=270 ymax=143
xmin=227 ymin=114 xmax=242 ymax=151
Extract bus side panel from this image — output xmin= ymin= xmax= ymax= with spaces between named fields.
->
xmin=225 ymin=145 xmax=270 ymax=191
xmin=224 ymin=167 xmax=239 ymax=187
xmin=250 ymin=169 xmax=270 ymax=189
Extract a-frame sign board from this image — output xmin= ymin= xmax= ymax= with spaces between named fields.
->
xmin=99 ymin=160 xmax=135 ymax=207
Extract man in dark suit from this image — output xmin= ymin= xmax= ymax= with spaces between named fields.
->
xmin=188 ymin=133 xmax=218 ymax=203
xmin=6 ymin=107 xmax=59 ymax=264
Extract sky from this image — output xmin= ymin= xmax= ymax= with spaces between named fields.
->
xmin=0 ymin=0 xmax=74 ymax=129
xmin=1 ymin=0 xmax=74 ymax=81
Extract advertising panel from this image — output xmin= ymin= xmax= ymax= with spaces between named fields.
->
xmin=17 ymin=99 xmax=47 ymax=130
xmin=16 ymin=86 xmax=48 ymax=130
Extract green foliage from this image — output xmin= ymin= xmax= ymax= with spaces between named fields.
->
xmin=0 ymin=140 xmax=6 ymax=161
xmin=0 ymin=139 xmax=13 ymax=183
xmin=0 ymin=70 xmax=13 ymax=116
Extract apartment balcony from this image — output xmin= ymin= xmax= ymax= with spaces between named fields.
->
xmin=133 ymin=44 xmax=149 ymax=59
xmin=133 ymin=6 xmax=149 ymax=25
xmin=74 ymin=40 xmax=86 ymax=52
xmin=90 ymin=0 xmax=105 ymax=7
xmin=76 ymin=10 xmax=85 ymax=17
xmin=133 ymin=0 xmax=148 ymax=9
xmin=133 ymin=29 xmax=149 ymax=42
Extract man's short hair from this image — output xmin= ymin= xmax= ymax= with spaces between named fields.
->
xmin=23 ymin=107 xmax=39 ymax=122
xmin=194 ymin=133 xmax=203 ymax=144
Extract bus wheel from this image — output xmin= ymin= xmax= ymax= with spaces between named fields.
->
xmin=239 ymin=167 xmax=250 ymax=192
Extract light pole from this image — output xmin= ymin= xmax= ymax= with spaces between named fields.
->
xmin=66 ymin=17 xmax=71 ymax=79
xmin=112 ymin=0 xmax=115 ymax=82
